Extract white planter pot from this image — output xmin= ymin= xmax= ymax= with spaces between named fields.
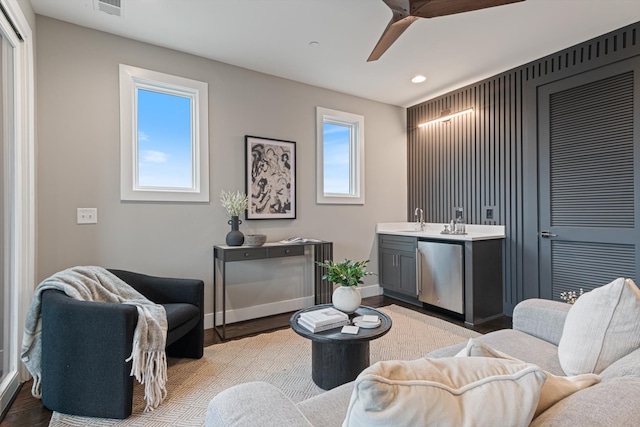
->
xmin=332 ymin=286 xmax=362 ymax=314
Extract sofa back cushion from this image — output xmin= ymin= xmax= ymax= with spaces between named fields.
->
xmin=343 ymin=357 xmax=546 ymax=427
xmin=558 ymin=278 xmax=640 ymax=376
xmin=456 ymin=338 xmax=600 ymax=418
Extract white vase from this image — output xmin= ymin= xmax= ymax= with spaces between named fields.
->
xmin=332 ymin=286 xmax=361 ymax=314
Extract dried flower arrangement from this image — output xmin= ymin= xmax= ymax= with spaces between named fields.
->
xmin=220 ymin=190 xmax=248 ymax=217
xmin=559 ymin=288 xmax=584 ymax=304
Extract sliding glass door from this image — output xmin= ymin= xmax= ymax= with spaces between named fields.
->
xmin=0 ymin=4 xmax=20 ymax=416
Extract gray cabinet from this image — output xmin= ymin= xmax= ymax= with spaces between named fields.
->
xmin=378 ymin=235 xmax=417 ymax=297
xmin=463 ymin=239 xmax=503 ymax=326
xmin=378 ymin=233 xmax=504 ymax=325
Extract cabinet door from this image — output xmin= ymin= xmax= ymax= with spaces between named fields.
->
xmin=398 ymin=250 xmax=417 ymax=296
xmin=379 ymin=248 xmax=399 ymax=290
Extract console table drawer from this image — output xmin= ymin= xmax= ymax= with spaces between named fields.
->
xmin=269 ymin=245 xmax=305 ymax=258
xmin=225 ymin=248 xmax=269 ymax=261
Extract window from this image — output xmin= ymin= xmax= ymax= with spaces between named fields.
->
xmin=119 ymin=64 xmax=209 ymax=202
xmin=316 ymin=107 xmax=365 ymax=204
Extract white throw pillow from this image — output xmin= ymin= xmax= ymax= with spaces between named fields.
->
xmin=558 ymin=278 xmax=640 ymax=376
xmin=456 ymin=338 xmax=601 ymax=418
xmin=342 ymin=357 xmax=546 ymax=427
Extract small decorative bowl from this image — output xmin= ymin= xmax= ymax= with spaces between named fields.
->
xmin=244 ymin=234 xmax=267 ymax=247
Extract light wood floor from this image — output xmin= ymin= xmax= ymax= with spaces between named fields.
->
xmin=0 ymin=295 xmax=511 ymax=426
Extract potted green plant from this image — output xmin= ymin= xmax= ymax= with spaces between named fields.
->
xmin=316 ymin=259 xmax=375 ymax=313
xmin=220 ymin=190 xmax=248 ymax=246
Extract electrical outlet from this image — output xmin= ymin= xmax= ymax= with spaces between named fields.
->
xmin=482 ymin=206 xmax=497 ymax=224
xmin=77 ymin=208 xmax=98 ymax=224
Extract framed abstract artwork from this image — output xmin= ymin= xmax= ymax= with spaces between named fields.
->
xmin=245 ymin=135 xmax=296 ymax=219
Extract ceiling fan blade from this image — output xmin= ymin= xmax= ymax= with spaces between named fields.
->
xmin=368 ymin=12 xmax=418 ymax=62
xmin=411 ymin=0 xmax=525 ymax=19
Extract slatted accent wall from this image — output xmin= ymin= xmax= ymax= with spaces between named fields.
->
xmin=407 ymin=22 xmax=640 ymax=312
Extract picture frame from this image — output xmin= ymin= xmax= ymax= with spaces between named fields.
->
xmin=245 ymin=135 xmax=296 ymax=220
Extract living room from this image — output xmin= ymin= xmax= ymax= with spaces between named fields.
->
xmin=2 ymin=0 xmax=640 ymax=426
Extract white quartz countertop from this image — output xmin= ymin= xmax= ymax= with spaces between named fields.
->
xmin=376 ymin=222 xmax=505 ymax=241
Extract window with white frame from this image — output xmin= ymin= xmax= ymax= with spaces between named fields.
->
xmin=316 ymin=107 xmax=365 ymax=204
xmin=119 ymin=64 xmax=209 ymax=202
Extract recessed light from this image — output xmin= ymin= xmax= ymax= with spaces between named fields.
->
xmin=411 ymin=75 xmax=426 ymax=83
xmin=309 ymin=41 xmax=320 ymax=48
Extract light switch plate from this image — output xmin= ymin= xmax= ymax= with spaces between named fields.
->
xmin=77 ymin=208 xmax=98 ymax=224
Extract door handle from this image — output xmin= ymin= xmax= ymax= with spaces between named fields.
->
xmin=540 ymin=231 xmax=558 ymax=238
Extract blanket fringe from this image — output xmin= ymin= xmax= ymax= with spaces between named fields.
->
xmin=127 ymin=349 xmax=167 ymax=412
xmin=31 ymin=373 xmax=42 ymax=399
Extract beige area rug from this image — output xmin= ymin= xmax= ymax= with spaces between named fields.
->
xmin=49 ymin=305 xmax=480 ymax=427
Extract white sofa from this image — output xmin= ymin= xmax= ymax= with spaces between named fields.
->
xmin=205 ymin=295 xmax=640 ymax=426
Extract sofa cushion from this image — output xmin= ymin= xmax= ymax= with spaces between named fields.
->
xmin=558 ymin=278 xmax=640 ymax=375
xmin=342 ymin=357 xmax=546 ymax=427
xmin=599 ymin=347 xmax=640 ymax=381
xmin=529 ymin=377 xmax=640 ymax=427
xmin=456 ymin=339 xmax=600 ymax=418
xmin=427 ymin=329 xmax=566 ymax=376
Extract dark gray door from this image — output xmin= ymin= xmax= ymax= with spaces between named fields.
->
xmin=538 ymin=58 xmax=640 ymax=300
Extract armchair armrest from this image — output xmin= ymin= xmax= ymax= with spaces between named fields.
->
xmin=41 ymin=289 xmax=137 ymax=418
xmin=513 ymin=299 xmax=571 ymax=346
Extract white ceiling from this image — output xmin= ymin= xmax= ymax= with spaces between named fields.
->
xmin=30 ymin=0 xmax=640 ymax=107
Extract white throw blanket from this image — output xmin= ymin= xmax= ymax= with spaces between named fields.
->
xmin=20 ymin=266 xmax=168 ymax=412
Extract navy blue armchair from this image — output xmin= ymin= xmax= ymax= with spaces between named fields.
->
xmin=40 ymin=269 xmax=204 ymax=419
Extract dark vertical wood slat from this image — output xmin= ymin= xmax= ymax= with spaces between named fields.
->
xmin=505 ymin=71 xmax=514 ymax=304
xmin=515 ymin=67 xmax=524 ymax=304
xmin=481 ymin=79 xmax=484 ymax=222
xmin=453 ymin=94 xmax=458 ymax=211
xmin=497 ymin=76 xmax=502 ymax=214
xmin=468 ymin=86 xmax=475 ymax=221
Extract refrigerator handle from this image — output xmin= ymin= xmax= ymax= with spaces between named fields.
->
xmin=416 ymin=247 xmax=421 ymax=296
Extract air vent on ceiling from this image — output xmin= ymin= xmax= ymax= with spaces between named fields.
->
xmin=94 ymin=0 xmax=122 ymax=17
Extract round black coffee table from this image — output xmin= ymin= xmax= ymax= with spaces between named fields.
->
xmin=290 ymin=304 xmax=392 ymax=390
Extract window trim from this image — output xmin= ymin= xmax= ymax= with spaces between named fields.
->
xmin=119 ymin=64 xmax=209 ymax=202
xmin=316 ymin=107 xmax=365 ymax=205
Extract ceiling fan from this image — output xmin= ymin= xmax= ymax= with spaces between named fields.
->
xmin=368 ymin=0 xmax=526 ymax=62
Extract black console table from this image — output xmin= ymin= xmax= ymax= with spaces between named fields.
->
xmin=213 ymin=241 xmax=333 ymax=340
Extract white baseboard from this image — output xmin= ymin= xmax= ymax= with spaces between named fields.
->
xmin=204 ymin=284 xmax=383 ymax=329
xmin=360 ymin=283 xmax=383 ymax=298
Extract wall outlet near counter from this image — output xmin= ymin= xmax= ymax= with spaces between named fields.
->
xmin=482 ymin=206 xmax=497 ymax=225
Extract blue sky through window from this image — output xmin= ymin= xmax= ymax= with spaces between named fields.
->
xmin=137 ymin=89 xmax=192 ymax=188
xmin=323 ymin=123 xmax=351 ymax=194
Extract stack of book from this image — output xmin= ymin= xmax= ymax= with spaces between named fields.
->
xmin=298 ymin=307 xmax=350 ymax=333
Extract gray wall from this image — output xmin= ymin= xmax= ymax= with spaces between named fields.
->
xmin=35 ymin=16 xmax=407 ymax=319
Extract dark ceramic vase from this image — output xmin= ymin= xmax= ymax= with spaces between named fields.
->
xmin=226 ymin=216 xmax=244 ymax=246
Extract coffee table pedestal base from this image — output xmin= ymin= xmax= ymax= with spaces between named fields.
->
xmin=311 ymin=341 xmax=370 ymax=390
